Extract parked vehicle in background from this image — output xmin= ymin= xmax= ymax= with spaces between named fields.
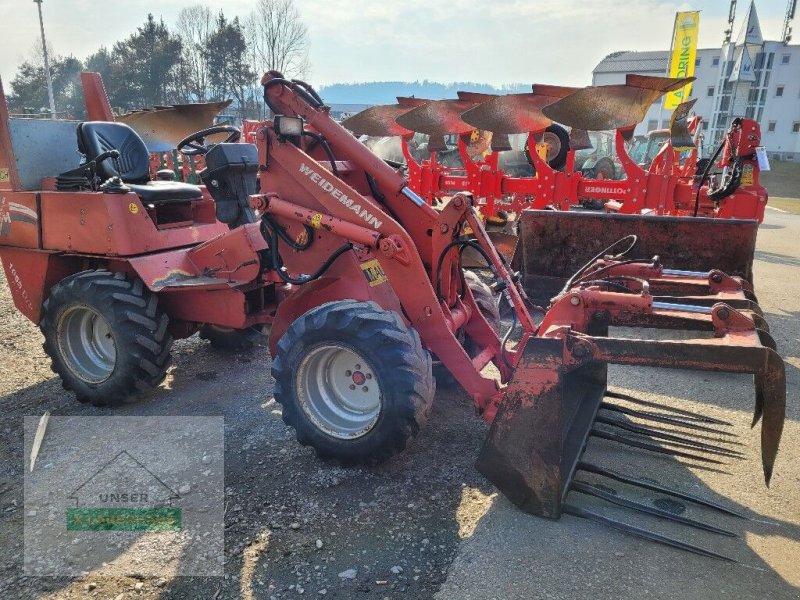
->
xmin=574 ymin=131 xmax=620 ymax=180
xmin=627 ymin=128 xmax=671 ymax=168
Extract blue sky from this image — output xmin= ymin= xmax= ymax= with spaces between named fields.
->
xmin=0 ymin=1 xmax=792 ymax=88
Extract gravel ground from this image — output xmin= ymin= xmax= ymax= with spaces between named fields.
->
xmin=0 ymin=209 xmax=797 ymax=599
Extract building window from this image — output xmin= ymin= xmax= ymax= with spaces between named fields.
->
xmin=702 ymin=121 xmax=709 ymax=131
xmin=768 ymin=121 xmax=776 ymax=132
xmin=782 ymin=53 xmax=791 ymax=64
xmin=647 ymin=119 xmax=658 ymax=131
xmin=712 ymin=56 xmax=720 ymax=66
xmin=768 ymin=53 xmax=775 ymax=68
xmin=793 ymin=122 xmax=800 ymax=133
xmin=695 ymin=57 xmax=701 ymax=67
xmin=777 ymin=85 xmax=785 ymax=97
xmin=707 ymin=86 xmax=715 ymax=97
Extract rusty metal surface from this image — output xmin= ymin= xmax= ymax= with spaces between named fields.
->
xmin=395 ymin=97 xmax=430 ymax=108
xmin=542 ymin=77 xmax=693 ymax=132
xmin=670 ymin=99 xmax=697 ymax=150
xmin=395 ymin=99 xmax=476 ymax=136
xmin=516 ymin=210 xmax=758 ymax=303
xmin=530 ymin=84 xmax=580 ymax=99
xmin=118 ymin=100 xmax=232 ymax=152
xmin=456 ymin=91 xmax=495 ymax=103
xmin=341 ymin=104 xmax=420 ymax=137
xmin=476 ymin=337 xmax=607 ymax=518
xmin=626 ymin=74 xmax=693 ymax=92
xmin=461 ymin=94 xmax=554 ymax=134
xmin=568 ymin=128 xmax=593 ymax=151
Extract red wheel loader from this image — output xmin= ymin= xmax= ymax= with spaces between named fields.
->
xmin=0 ymin=72 xmax=786 ymax=559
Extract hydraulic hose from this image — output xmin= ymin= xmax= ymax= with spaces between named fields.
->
xmin=693 ymin=136 xmax=726 ymax=217
xmin=560 ymin=235 xmax=638 ymax=296
xmin=261 ymin=216 xmax=352 ymax=285
xmin=302 ymin=130 xmax=339 ymax=177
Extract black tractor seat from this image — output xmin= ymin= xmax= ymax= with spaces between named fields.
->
xmin=127 ymin=181 xmax=204 ymax=205
xmin=73 ymin=121 xmax=202 ymax=205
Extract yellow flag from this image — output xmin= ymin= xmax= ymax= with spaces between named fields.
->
xmin=664 ymin=11 xmax=700 ymax=110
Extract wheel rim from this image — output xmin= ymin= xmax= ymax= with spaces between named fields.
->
xmin=539 ymin=132 xmax=561 ymax=162
xmin=296 ymin=344 xmax=382 ymax=439
xmin=57 ymin=305 xmax=116 ymax=383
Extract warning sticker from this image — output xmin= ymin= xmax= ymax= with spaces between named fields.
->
xmin=0 ymin=168 xmax=9 ymax=183
xmin=128 ymin=202 xmax=139 ymax=214
xmin=360 ymin=259 xmax=388 ymax=287
xmin=741 ymin=163 xmax=754 ymax=186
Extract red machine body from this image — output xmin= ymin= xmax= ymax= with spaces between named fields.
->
xmin=401 ymin=121 xmax=767 ymax=223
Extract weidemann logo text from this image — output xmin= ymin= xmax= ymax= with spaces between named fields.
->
xmin=299 ymin=163 xmax=383 ymax=229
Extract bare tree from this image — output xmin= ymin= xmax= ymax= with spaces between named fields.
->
xmin=245 ymin=0 xmax=310 ymax=80
xmin=176 ymin=5 xmax=214 ymax=102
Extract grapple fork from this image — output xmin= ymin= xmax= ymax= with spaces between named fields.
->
xmin=478 ymin=289 xmax=785 ymax=514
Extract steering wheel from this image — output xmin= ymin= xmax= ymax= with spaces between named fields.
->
xmin=177 ymin=125 xmax=241 ymax=156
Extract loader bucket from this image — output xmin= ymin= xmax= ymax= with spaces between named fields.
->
xmin=514 ymin=210 xmax=759 ymax=304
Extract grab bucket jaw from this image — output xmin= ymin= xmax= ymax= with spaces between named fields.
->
xmin=477 ymin=293 xmax=786 ymax=524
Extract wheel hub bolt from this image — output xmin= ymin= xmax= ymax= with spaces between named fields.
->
xmin=345 ymin=370 xmax=352 ymax=376
xmin=349 ymin=384 xmax=356 ymax=390
xmin=362 ymin=386 xmax=369 ymax=392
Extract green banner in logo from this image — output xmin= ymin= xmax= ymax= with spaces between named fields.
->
xmin=66 ymin=508 xmax=182 ymax=531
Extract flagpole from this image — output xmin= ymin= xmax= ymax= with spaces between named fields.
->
xmin=659 ymin=13 xmax=679 ymax=128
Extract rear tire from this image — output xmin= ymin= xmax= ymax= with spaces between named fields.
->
xmin=200 ymin=325 xmax=268 ymax=351
xmin=591 ymin=157 xmax=616 ymax=180
xmin=272 ymin=300 xmax=434 ymax=464
xmin=41 ymin=270 xmax=172 ymax=406
xmin=535 ymin=124 xmax=570 ymax=170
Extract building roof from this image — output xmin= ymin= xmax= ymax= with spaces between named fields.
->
xmin=593 ymin=50 xmax=670 ymax=74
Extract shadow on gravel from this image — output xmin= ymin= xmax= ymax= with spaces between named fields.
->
xmin=754 ymin=250 xmax=800 ymax=268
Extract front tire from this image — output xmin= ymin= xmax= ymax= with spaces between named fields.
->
xmin=272 ymin=300 xmax=434 ymax=464
xmin=41 ymin=270 xmax=172 ymax=406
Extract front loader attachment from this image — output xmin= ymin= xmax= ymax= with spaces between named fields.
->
xmin=477 ymin=278 xmax=785 ymax=559
xmin=515 ymin=210 xmax=759 ymax=304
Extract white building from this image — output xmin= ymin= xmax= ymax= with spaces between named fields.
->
xmin=592 ymin=4 xmax=800 ymax=159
